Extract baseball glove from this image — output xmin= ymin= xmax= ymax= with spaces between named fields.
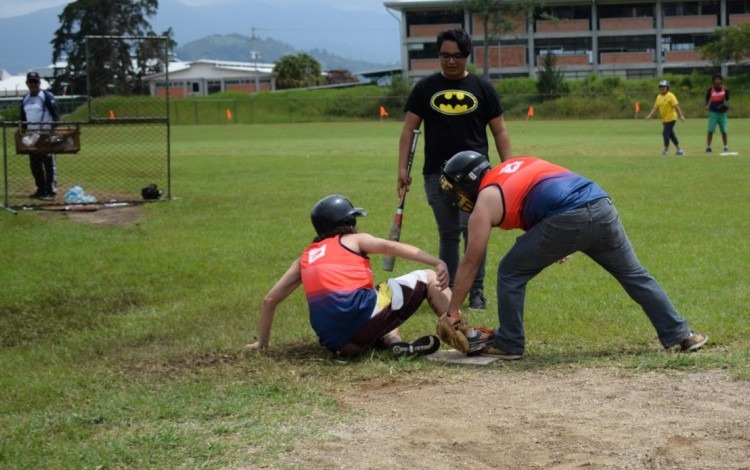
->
xmin=141 ymin=183 xmax=162 ymax=200
xmin=436 ymin=312 xmax=471 ymax=353
xmin=717 ymin=103 xmax=729 ymax=112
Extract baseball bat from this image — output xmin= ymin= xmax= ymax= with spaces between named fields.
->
xmin=382 ymin=129 xmax=420 ymax=271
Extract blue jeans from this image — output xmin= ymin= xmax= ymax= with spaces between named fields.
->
xmin=494 ymin=198 xmax=691 ymax=354
xmin=424 ymin=173 xmax=485 ymax=290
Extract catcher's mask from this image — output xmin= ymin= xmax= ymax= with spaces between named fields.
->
xmin=141 ymin=183 xmax=162 ymax=200
xmin=440 ymin=150 xmax=491 ymax=212
xmin=310 ymin=194 xmax=367 ymax=236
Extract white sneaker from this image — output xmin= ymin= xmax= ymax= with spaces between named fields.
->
xmin=724 ymin=146 xmax=730 ymax=152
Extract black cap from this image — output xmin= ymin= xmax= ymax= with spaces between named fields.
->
xmin=712 ymin=73 xmax=723 ymax=81
xmin=26 ymin=71 xmax=41 ymax=82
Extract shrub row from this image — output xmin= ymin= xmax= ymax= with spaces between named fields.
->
xmin=2 ymin=72 xmax=747 ymax=124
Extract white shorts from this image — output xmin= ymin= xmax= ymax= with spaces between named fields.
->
xmin=373 ymin=270 xmax=429 ymax=315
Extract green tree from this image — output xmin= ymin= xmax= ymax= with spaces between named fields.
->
xmin=131 ymin=30 xmax=176 ymax=94
xmin=273 ymin=53 xmax=324 ymax=89
xmin=699 ymin=24 xmax=750 ymax=67
xmin=51 ymin=0 xmax=174 ymax=97
xmin=536 ymin=51 xmax=568 ymax=97
xmin=456 ymin=0 xmax=544 ymax=78
xmin=325 ymin=69 xmax=357 ymax=85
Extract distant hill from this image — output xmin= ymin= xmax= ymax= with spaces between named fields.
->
xmin=174 ymin=34 xmax=396 ymax=73
xmin=0 ymin=8 xmax=61 ymax=73
xmin=0 ymin=0 xmax=400 ymax=75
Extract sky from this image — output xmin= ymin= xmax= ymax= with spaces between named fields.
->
xmin=0 ymin=0 xmax=401 ymax=73
xmin=0 ymin=0 xmax=393 ymax=19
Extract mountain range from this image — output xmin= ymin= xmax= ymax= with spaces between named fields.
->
xmin=173 ymin=33 xmax=396 ymax=73
xmin=0 ymin=0 xmax=401 ymax=75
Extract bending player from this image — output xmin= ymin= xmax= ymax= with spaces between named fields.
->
xmin=439 ymin=151 xmax=708 ymax=359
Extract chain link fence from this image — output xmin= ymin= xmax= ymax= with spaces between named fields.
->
xmin=1 ymin=36 xmax=170 ymax=214
xmin=2 ymin=119 xmax=169 ymax=212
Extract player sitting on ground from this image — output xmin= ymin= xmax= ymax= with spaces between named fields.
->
xmin=246 ymin=194 xmax=493 ymax=358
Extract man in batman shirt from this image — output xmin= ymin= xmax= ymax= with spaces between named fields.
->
xmin=396 ymin=27 xmax=512 ymax=311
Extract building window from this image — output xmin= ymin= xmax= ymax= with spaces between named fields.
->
xmin=627 ymin=69 xmax=656 ymax=79
xmin=598 ymin=4 xmax=655 ymax=18
xmin=663 ymin=33 xmax=713 ymax=51
xmin=409 ymin=42 xmax=439 ymax=61
xmin=535 ymin=38 xmax=593 ymax=57
xmin=599 ymin=35 xmax=656 ymax=53
xmin=207 ymin=81 xmax=222 ymax=94
xmin=406 ymin=10 xmax=463 ymax=28
xmin=537 ymin=5 xmax=591 ymax=20
xmin=662 ymin=1 xmax=720 ymax=16
xmin=727 ymin=0 xmax=750 ymax=13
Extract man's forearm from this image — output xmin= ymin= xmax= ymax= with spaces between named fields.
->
xmin=447 ymin=260 xmax=480 ymax=314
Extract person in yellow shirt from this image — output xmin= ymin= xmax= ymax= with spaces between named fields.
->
xmin=645 ymin=80 xmax=686 ymax=156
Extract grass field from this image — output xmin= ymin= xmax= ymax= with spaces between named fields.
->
xmin=1 ymin=119 xmax=749 ymax=468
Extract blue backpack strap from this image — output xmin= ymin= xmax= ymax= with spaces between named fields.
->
xmin=42 ymin=90 xmax=60 ymax=121
xmin=20 ymin=89 xmax=59 ymax=123
xmin=20 ymin=93 xmax=30 ymax=124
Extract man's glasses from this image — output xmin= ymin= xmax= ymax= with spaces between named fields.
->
xmin=439 ymin=52 xmax=466 ymax=61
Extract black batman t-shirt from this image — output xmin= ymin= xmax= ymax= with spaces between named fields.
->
xmin=404 ymin=72 xmax=504 ymax=175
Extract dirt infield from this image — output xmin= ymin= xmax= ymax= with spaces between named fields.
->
xmin=34 ymin=204 xmax=144 ymax=226
xmin=282 ymin=368 xmax=750 ymax=469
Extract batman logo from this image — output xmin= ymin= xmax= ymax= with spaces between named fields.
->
xmin=430 ymin=90 xmax=478 ymax=115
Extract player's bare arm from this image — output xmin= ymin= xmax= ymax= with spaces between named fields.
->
xmin=675 ymin=104 xmax=686 ymax=121
xmin=246 ymin=258 xmax=302 ymax=350
xmin=447 ymin=189 xmax=501 ymax=314
xmin=489 ymin=115 xmax=512 ymax=161
xmin=346 ymin=233 xmax=449 ymax=290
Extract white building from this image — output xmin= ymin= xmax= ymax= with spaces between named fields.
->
xmin=0 ymin=74 xmax=51 ymax=98
xmin=146 ymin=59 xmax=276 ymax=97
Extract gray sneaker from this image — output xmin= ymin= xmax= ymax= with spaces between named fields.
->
xmin=676 ymin=332 xmax=708 ymax=352
xmin=483 ymin=346 xmax=523 ymax=360
xmin=469 ymin=288 xmax=487 ymax=310
xmin=466 ymin=328 xmax=495 ymax=356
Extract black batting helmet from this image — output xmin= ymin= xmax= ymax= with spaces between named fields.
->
xmin=440 ymin=150 xmax=491 ymax=212
xmin=310 ymin=195 xmax=367 ymax=236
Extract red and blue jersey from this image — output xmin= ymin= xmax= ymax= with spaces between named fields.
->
xmin=300 ymin=234 xmax=376 ymax=351
xmin=479 ymin=157 xmax=608 ymax=230
xmin=705 ymin=86 xmax=729 ymax=113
